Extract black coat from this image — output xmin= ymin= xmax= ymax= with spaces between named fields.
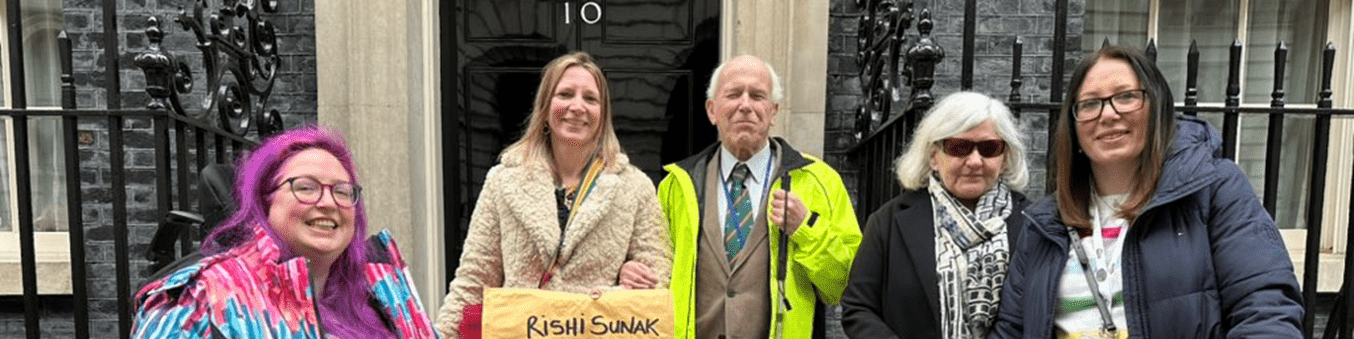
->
xmin=841 ymin=189 xmax=1028 ymax=339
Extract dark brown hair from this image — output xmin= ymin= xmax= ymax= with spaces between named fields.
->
xmin=1054 ymin=45 xmax=1177 ymax=228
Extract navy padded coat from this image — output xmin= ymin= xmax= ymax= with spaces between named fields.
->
xmin=989 ymin=116 xmax=1303 ymax=338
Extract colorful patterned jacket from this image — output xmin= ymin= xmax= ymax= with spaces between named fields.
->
xmin=132 ymin=227 xmax=440 ymax=338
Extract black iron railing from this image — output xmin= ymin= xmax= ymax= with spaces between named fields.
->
xmin=7 ymin=34 xmax=256 ymax=339
xmin=9 ymin=0 xmax=281 ymax=336
xmin=849 ymin=2 xmax=943 ymax=214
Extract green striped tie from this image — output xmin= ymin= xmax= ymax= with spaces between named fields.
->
xmin=724 ymin=164 xmax=753 ymax=262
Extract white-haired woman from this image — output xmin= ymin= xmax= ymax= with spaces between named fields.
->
xmin=842 ymin=91 xmax=1029 ymax=339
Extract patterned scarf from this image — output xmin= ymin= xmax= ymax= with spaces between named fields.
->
xmin=929 ymin=174 xmax=1013 ymax=339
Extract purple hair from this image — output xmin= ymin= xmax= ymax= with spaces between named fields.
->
xmin=201 ymin=125 xmax=390 ymax=337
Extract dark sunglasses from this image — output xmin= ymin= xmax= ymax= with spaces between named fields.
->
xmin=938 ymin=138 xmax=1006 ymax=158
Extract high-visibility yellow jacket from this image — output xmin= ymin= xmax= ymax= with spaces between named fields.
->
xmin=658 ymin=138 xmax=862 ymax=339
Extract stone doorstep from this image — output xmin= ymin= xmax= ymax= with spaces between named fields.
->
xmin=1282 ymin=229 xmax=1348 ymax=293
xmin=1290 ymin=250 xmax=1346 ymax=293
xmin=0 ymin=260 xmax=73 ymax=295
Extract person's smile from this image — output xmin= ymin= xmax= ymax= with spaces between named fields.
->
xmin=306 ymin=217 xmax=340 ymax=231
xmin=558 ymin=116 xmax=591 ymax=131
xmin=1094 ymin=128 xmax=1131 ymax=142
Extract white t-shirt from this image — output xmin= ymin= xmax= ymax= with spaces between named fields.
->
xmin=1054 ymin=193 xmax=1131 ymax=339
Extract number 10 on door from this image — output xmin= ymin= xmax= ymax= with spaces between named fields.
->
xmin=564 ymin=2 xmax=602 ymax=25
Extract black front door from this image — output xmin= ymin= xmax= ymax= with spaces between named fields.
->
xmin=441 ymin=0 xmax=719 ymax=281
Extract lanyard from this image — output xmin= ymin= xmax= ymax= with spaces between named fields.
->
xmin=719 ymin=154 xmax=775 ymax=221
xmin=540 ymin=155 xmax=605 ymax=288
xmin=1066 ymin=226 xmax=1118 ymax=336
xmin=1087 ymin=200 xmax=1128 ymax=283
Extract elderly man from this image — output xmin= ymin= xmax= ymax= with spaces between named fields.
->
xmin=656 ymin=55 xmax=861 ymax=339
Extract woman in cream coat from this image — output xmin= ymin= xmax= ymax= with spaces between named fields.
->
xmin=435 ymin=52 xmax=672 ymax=338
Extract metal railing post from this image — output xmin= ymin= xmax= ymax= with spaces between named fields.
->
xmin=1263 ymin=42 xmax=1287 ymax=216
xmin=59 ymin=30 xmax=91 ymax=339
xmin=1222 ymin=41 xmax=1242 ymax=161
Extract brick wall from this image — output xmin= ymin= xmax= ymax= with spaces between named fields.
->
xmin=0 ymin=0 xmax=316 ymax=337
xmin=827 ymin=0 xmax=1085 ymax=208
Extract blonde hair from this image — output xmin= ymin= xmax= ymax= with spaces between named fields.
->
xmin=500 ymin=51 xmax=624 ymax=170
xmin=894 ymin=91 xmax=1029 ymax=191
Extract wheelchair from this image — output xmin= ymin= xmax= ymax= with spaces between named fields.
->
xmin=143 ymin=163 xmax=235 ymax=280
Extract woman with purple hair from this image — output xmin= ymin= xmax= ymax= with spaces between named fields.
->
xmin=131 ymin=126 xmax=440 ymax=338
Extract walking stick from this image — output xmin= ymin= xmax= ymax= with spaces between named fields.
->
xmin=775 ymin=174 xmax=793 ymax=339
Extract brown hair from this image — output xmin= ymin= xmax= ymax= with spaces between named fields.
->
xmin=501 ymin=51 xmax=623 ymax=170
xmin=1053 ymin=45 xmax=1177 ymax=228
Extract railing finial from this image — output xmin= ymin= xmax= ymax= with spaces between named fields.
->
xmin=59 ymin=31 xmax=76 ymax=109
xmin=139 ymin=0 xmax=284 ymax=137
xmin=134 ymin=16 xmax=178 ymax=110
xmin=1271 ymin=41 xmax=1288 ymax=108
xmin=906 ymin=8 xmax=943 ymax=112
xmin=1318 ymin=42 xmax=1335 ymax=108
xmin=1145 ymin=38 xmax=1157 ymax=63
xmin=1184 ymin=40 xmax=1199 ymax=116
xmin=1226 ymin=40 xmax=1242 ymax=107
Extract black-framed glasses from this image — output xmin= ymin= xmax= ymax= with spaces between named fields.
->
xmin=938 ymin=138 xmax=1006 ymax=158
xmin=278 ymin=176 xmax=361 ymax=207
xmin=1074 ymin=89 xmax=1149 ymax=121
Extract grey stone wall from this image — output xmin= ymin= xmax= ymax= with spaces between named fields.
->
xmin=828 ymin=0 xmax=1085 ymax=210
xmin=0 ymin=0 xmax=316 ymax=337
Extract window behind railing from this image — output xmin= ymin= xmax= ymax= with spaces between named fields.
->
xmin=4 ymin=0 xmax=290 ymax=336
xmin=1086 ymin=0 xmax=1333 ymax=232
xmin=0 ymin=0 xmax=72 ymax=299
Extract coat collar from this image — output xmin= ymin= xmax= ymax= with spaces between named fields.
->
xmin=671 ymin=137 xmax=813 ymax=201
xmin=1144 ymin=116 xmax=1223 ymax=211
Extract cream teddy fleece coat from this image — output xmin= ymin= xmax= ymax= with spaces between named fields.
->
xmin=435 ymin=153 xmax=672 ymax=338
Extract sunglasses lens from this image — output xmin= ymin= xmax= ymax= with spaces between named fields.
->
xmin=976 ymin=140 xmax=1005 ymax=157
xmin=942 ymin=139 xmax=1005 ymax=157
xmin=943 ymin=140 xmax=973 ymax=157
xmin=980 ymin=139 xmax=1001 ymax=156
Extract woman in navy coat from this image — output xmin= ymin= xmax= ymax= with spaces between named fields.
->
xmin=989 ymin=45 xmax=1302 ymax=338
